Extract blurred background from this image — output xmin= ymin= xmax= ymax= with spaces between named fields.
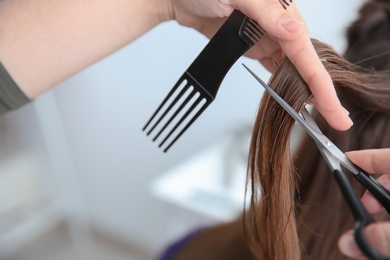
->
xmin=0 ymin=0 xmax=363 ymax=259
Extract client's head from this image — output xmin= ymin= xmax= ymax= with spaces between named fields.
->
xmin=245 ymin=2 xmax=390 ymax=258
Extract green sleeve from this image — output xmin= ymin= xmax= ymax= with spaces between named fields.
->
xmin=0 ymin=62 xmax=31 ymax=114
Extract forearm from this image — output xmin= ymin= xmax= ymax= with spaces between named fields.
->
xmin=0 ymin=0 xmax=171 ymax=98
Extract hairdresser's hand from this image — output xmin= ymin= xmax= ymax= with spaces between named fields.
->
xmin=164 ymin=0 xmax=353 ymax=130
xmin=338 ymin=149 xmax=390 ymax=259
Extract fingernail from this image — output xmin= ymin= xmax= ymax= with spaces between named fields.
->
xmin=339 ymin=234 xmax=363 ymax=258
xmin=342 ymin=107 xmax=350 ymax=116
xmin=280 ymin=17 xmax=304 ymax=33
xmin=347 ymin=115 xmax=354 ymax=127
xmin=343 ymin=108 xmax=354 ymax=127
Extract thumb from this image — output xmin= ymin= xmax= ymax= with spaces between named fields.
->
xmin=339 ymin=223 xmax=390 ymax=259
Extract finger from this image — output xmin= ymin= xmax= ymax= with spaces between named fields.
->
xmin=362 ymin=190 xmax=385 ymax=214
xmin=259 ymin=57 xmax=277 ymax=73
xmin=283 ymin=36 xmax=353 ymax=130
xmin=339 ymin=223 xmax=390 ymax=258
xmin=223 ymin=0 xmax=305 ymax=41
xmin=274 ymin=3 xmax=353 ymax=130
xmin=346 ymin=149 xmax=390 ymax=175
xmin=258 ymin=49 xmax=283 ymax=73
xmin=361 ymin=174 xmax=390 ymax=213
xmin=338 ymin=230 xmax=366 ymax=259
xmin=245 ymin=35 xmax=283 ymax=72
xmin=247 ymin=34 xmax=281 ymax=60
xmin=222 ymin=0 xmax=353 ymax=130
xmin=346 ymin=149 xmax=390 ymax=214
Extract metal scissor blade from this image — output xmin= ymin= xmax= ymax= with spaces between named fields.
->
xmin=243 ymin=64 xmax=321 ymax=140
xmin=299 ymin=108 xmax=323 ymax=135
xmin=243 ymin=64 xmax=360 ymax=175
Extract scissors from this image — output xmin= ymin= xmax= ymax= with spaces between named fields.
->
xmin=243 ymin=64 xmax=390 ymax=260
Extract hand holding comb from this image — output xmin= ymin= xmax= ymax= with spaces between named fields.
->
xmin=143 ymin=4 xmax=291 ymax=152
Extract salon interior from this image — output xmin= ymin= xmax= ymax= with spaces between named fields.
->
xmin=0 ymin=0 xmax=363 ymax=259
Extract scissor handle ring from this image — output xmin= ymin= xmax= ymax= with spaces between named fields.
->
xmin=333 ymin=169 xmax=390 ymax=260
xmin=354 ymin=221 xmax=390 ymax=260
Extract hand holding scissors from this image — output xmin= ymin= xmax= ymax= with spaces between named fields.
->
xmin=339 ymin=149 xmax=390 ymax=259
xmin=244 ymin=64 xmax=390 ymax=260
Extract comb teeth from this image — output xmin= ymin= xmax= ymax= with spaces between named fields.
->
xmin=143 ymin=75 xmax=210 ymax=152
xmin=240 ymin=17 xmax=266 ymax=45
xmin=144 ymin=10 xmax=284 ymax=153
xmin=280 ymin=0 xmax=293 ymax=10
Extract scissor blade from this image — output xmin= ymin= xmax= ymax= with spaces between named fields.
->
xmin=299 ymin=108 xmax=324 ymax=134
xmin=243 ymin=64 xmax=319 ymax=137
xmin=243 ymin=64 xmax=360 ymax=175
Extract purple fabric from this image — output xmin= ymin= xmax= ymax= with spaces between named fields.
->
xmin=158 ymin=229 xmax=202 ymax=260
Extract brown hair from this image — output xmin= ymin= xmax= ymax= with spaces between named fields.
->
xmin=172 ymin=1 xmax=390 ymax=259
xmin=245 ymin=1 xmax=390 ymax=257
xmin=344 ymin=0 xmax=390 ymax=71
xmin=172 ymin=218 xmax=254 ymax=260
xmin=244 ymin=56 xmax=309 ymax=259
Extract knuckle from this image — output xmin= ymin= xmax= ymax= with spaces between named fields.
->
xmin=252 ymin=0 xmax=284 ymax=23
xmin=288 ymin=44 xmax=306 ymax=67
xmin=264 ymin=0 xmax=285 ymax=14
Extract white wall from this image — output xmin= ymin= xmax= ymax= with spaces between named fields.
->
xmin=29 ymin=0 xmax=364 ymax=256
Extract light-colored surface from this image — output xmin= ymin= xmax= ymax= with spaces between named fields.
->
xmin=0 ymin=152 xmax=60 ymax=258
xmin=0 ymin=0 xmax=364 ymax=258
xmin=150 ymin=130 xmax=250 ymax=222
xmin=46 ymin=1 xmax=363 ymax=254
xmin=2 ymin=222 xmax=152 ymax=260
xmin=149 ymin=120 xmax=303 ymax=224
